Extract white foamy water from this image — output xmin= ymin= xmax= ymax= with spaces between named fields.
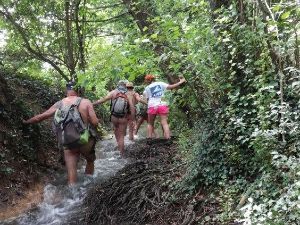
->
xmin=1 ymin=135 xmax=134 ymax=225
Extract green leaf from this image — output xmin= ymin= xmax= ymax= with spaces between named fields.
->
xmin=280 ymin=11 xmax=291 ymax=20
xmin=272 ymin=5 xmax=281 ymax=12
xmin=150 ymin=33 xmax=158 ymax=40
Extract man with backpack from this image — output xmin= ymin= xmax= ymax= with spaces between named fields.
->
xmin=23 ymin=82 xmax=99 ymax=185
xmin=125 ymin=82 xmax=147 ymax=141
xmin=93 ymin=80 xmax=135 ymax=157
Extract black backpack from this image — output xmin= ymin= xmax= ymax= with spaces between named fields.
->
xmin=110 ymin=89 xmax=129 ymax=118
xmin=53 ymin=98 xmax=89 ymax=149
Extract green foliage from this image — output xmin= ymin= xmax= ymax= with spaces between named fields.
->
xmin=178 ymin=114 xmax=230 ymax=189
xmin=0 ymin=71 xmax=63 ymax=165
xmin=239 ymin=152 xmax=300 ymax=225
xmin=0 ymin=0 xmax=299 ymax=223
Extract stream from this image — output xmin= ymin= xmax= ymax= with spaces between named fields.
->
xmin=1 ymin=135 xmax=133 ymax=225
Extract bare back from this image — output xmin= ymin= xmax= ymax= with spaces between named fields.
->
xmin=126 ymin=90 xmax=138 ymax=106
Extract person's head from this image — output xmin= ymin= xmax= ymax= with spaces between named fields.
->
xmin=144 ymin=74 xmax=156 ymax=84
xmin=66 ymin=81 xmax=79 ymax=96
xmin=126 ymin=82 xmax=134 ymax=91
xmin=117 ymin=80 xmax=127 ymax=93
xmin=117 ymin=80 xmax=127 ymax=87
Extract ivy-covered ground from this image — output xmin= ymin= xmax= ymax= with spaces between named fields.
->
xmin=0 ymin=72 xmax=64 ymax=219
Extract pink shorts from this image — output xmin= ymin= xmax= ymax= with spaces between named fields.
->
xmin=148 ymin=105 xmax=169 ymax=115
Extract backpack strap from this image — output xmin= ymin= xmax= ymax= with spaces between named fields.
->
xmin=73 ymin=97 xmax=82 ymax=107
xmin=62 ymin=97 xmax=82 ymax=122
xmin=74 ymin=97 xmax=87 ymax=129
xmin=56 ymin=100 xmax=63 ymax=109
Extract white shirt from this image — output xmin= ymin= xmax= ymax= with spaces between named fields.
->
xmin=143 ymin=81 xmax=168 ymax=107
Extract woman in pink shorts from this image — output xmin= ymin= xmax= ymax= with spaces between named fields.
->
xmin=143 ymin=74 xmax=186 ymax=139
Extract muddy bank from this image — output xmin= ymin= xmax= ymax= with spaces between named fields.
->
xmin=0 ymin=72 xmax=64 ymax=219
xmin=0 ymin=182 xmax=44 ymax=220
xmin=69 ymin=138 xmax=215 ymax=225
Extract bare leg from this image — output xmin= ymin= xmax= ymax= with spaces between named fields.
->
xmin=113 ymin=126 xmax=120 ymax=144
xmin=64 ymin=149 xmax=80 ymax=185
xmin=134 ymin=116 xmax=145 ymax=135
xmin=79 ymin=138 xmax=96 ymax=175
xmin=128 ymin=118 xmax=135 ymax=140
xmin=112 ymin=116 xmax=128 ymax=156
xmin=147 ymin=114 xmax=156 ymax=138
xmin=85 ymin=161 xmax=94 ymax=175
xmin=160 ymin=114 xmax=170 ymax=139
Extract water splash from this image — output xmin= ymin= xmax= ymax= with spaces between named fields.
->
xmin=1 ymin=135 xmax=130 ymax=225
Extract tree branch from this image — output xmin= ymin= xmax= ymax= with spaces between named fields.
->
xmin=79 ymin=12 xmax=128 ymax=23
xmin=0 ymin=9 xmax=69 ymax=81
xmin=55 ymin=12 xmax=128 ymax=24
xmin=86 ymin=3 xmax=123 ymax=10
xmin=257 ymin=0 xmax=275 ymax=20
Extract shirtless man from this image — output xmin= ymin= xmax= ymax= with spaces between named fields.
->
xmin=23 ymin=82 xmax=99 ymax=185
xmin=93 ymin=80 xmax=135 ymax=156
xmin=125 ymin=82 xmax=147 ymax=141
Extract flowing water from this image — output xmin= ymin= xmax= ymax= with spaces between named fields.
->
xmin=1 ymin=135 xmax=133 ymax=225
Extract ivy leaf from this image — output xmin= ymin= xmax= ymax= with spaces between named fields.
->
xmin=150 ymin=33 xmax=158 ymax=40
xmin=272 ymin=5 xmax=281 ymax=12
xmin=280 ymin=11 xmax=291 ymax=20
xmin=141 ymin=38 xmax=151 ymax=43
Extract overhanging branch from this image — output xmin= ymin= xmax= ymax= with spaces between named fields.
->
xmin=86 ymin=3 xmax=123 ymax=10
xmin=0 ymin=9 xmax=69 ymax=81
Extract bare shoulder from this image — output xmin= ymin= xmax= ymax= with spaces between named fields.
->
xmin=110 ymin=90 xmax=117 ymax=97
xmin=53 ymin=100 xmax=63 ymax=108
xmin=81 ymin=98 xmax=92 ymax=105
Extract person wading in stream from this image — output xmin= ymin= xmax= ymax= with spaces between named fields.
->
xmin=125 ymin=82 xmax=147 ymax=141
xmin=23 ymin=82 xmax=99 ymax=185
xmin=93 ymin=80 xmax=135 ymax=157
xmin=143 ymin=74 xmax=186 ymax=140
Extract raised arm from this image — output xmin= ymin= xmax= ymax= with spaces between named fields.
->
xmin=23 ymin=102 xmax=60 ymax=124
xmin=93 ymin=91 xmax=114 ymax=105
xmin=166 ymin=77 xmax=186 ymax=90
xmin=135 ymin=93 xmax=147 ymax=105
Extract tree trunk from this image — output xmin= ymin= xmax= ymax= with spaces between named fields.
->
xmin=122 ymin=0 xmax=177 ymax=83
xmin=65 ymin=0 xmax=76 ymax=80
xmin=295 ymin=26 xmax=299 ymax=69
xmin=257 ymin=0 xmax=286 ymax=143
xmin=75 ymin=0 xmax=86 ymax=72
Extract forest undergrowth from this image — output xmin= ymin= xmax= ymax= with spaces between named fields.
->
xmin=0 ymin=71 xmax=64 ymax=219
